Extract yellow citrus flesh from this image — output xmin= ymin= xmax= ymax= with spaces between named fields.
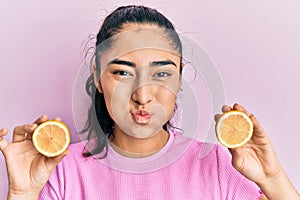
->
xmin=216 ymin=111 xmax=253 ymax=148
xmin=32 ymin=120 xmax=70 ymax=157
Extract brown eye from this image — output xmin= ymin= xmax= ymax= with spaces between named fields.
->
xmin=153 ymin=72 xmax=171 ymax=78
xmin=113 ymin=70 xmax=132 ymax=76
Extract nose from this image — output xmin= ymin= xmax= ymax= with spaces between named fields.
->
xmin=132 ymin=85 xmax=153 ymax=106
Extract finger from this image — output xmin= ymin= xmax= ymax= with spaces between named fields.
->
xmin=0 ymin=128 xmax=8 ymax=137
xmin=221 ymin=105 xmax=232 ymax=113
xmin=232 ymin=103 xmax=251 ymax=116
xmin=12 ymin=124 xmax=37 ymax=143
xmin=45 ymin=149 xmax=70 ymax=173
xmin=249 ymin=114 xmax=265 ymax=137
xmin=214 ymin=114 xmax=221 ymax=122
xmin=0 ymin=128 xmax=9 ymax=154
xmin=53 ymin=117 xmax=62 ymax=122
xmin=33 ymin=115 xmax=49 ymax=125
xmin=26 ymin=116 xmax=60 ymax=141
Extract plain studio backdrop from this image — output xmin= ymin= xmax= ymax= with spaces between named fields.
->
xmin=0 ymin=0 xmax=299 ymax=198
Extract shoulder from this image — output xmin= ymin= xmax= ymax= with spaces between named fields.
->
xmin=172 ymin=131 xmax=224 ymax=160
xmin=68 ymin=141 xmax=85 ymax=156
xmin=57 ymin=141 xmax=98 ymax=170
xmin=39 ymin=142 xmax=98 ymax=199
xmin=64 ymin=141 xmax=86 ymax=162
xmin=175 ymin=134 xmax=262 ymax=199
xmin=170 ymin=131 xmax=229 ymax=173
xmin=45 ymin=141 xmax=99 ymax=186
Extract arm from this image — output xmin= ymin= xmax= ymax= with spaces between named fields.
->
xmin=0 ymin=116 xmax=69 ymax=200
xmin=216 ymin=103 xmax=299 ymax=200
xmin=258 ymin=169 xmax=299 ymax=200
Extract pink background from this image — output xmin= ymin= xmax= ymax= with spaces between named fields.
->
xmin=1 ymin=0 xmax=299 ymax=197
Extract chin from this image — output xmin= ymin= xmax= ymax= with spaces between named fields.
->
xmin=127 ymin=127 xmax=162 ymax=139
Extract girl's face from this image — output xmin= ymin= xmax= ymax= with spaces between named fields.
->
xmin=95 ymin=27 xmax=181 ymax=139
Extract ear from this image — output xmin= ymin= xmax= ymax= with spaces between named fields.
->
xmin=93 ymin=64 xmax=103 ymax=93
xmin=180 ymin=63 xmax=185 ymax=73
xmin=178 ymin=62 xmax=185 ymax=86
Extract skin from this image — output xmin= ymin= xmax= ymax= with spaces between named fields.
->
xmin=0 ymin=116 xmax=69 ymax=200
xmin=215 ymin=103 xmax=299 ymax=200
xmin=0 ymin=23 xmax=299 ymax=199
xmin=95 ymin=48 xmax=181 ymax=155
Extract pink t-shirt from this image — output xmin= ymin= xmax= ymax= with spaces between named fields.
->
xmin=39 ymin=131 xmax=263 ymax=199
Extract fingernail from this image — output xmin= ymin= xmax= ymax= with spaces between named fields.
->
xmin=214 ymin=115 xmax=218 ymax=121
xmin=30 ymin=124 xmax=37 ymax=128
xmin=41 ymin=115 xmax=48 ymax=119
xmin=233 ymin=103 xmax=239 ymax=108
xmin=229 ymin=148 xmax=235 ymax=153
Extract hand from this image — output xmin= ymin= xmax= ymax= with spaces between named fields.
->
xmin=215 ymin=103 xmax=281 ymax=183
xmin=0 ymin=115 xmax=69 ymax=199
xmin=215 ymin=103 xmax=300 ymax=200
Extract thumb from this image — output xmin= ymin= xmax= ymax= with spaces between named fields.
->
xmin=45 ymin=149 xmax=70 ymax=173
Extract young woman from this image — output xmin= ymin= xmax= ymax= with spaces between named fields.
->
xmin=0 ymin=5 xmax=299 ymax=200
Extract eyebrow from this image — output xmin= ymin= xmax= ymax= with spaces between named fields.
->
xmin=150 ymin=60 xmax=177 ymax=67
xmin=108 ymin=59 xmax=136 ymax=67
xmin=108 ymin=59 xmax=177 ymax=68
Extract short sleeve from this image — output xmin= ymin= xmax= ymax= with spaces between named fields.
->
xmin=216 ymin=145 xmax=263 ymax=200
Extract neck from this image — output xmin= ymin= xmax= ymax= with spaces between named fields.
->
xmin=109 ymin=125 xmax=169 ymax=158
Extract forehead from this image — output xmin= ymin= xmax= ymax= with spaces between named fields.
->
xmin=120 ymin=48 xmax=180 ymax=63
xmin=97 ymin=27 xmax=180 ymax=65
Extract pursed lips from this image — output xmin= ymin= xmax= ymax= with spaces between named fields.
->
xmin=131 ymin=110 xmax=152 ymax=124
